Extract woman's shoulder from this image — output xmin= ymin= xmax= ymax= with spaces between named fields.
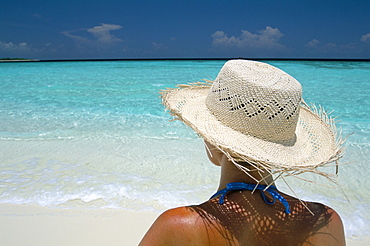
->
xmin=285 ymin=198 xmax=346 ymax=246
xmin=156 ymin=206 xmax=200 ymax=228
xmin=139 ymin=206 xmax=213 ymax=246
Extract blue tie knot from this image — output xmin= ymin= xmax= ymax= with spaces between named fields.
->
xmin=210 ymin=182 xmax=291 ymax=214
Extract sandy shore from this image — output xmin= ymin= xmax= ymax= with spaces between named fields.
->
xmin=0 ymin=203 xmax=158 ymax=246
xmin=0 ymin=203 xmax=368 ymax=246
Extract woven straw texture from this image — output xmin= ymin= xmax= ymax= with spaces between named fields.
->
xmin=161 ymin=60 xmax=344 ymax=180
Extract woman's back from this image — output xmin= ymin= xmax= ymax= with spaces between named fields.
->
xmin=139 ymin=189 xmax=345 ymax=246
xmin=187 ymin=190 xmax=345 ymax=246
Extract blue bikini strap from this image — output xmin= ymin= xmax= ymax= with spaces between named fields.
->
xmin=210 ymin=182 xmax=291 ymax=214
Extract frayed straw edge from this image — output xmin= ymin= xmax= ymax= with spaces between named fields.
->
xmin=281 ymin=175 xmax=314 ymax=215
xmin=160 ymin=79 xmax=212 ymax=95
xmin=301 ymin=100 xmax=346 ymax=166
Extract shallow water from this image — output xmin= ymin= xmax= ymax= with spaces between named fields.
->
xmin=0 ymin=60 xmax=369 ymax=239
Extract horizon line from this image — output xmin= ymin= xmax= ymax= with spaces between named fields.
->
xmin=1 ymin=57 xmax=370 ymax=63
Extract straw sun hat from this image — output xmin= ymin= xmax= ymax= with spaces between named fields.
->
xmin=161 ymin=60 xmax=344 ymax=181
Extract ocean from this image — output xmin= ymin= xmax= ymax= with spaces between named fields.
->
xmin=0 ymin=60 xmax=369 ymax=239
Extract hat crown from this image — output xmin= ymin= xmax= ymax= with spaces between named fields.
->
xmin=206 ymin=60 xmax=302 ymax=145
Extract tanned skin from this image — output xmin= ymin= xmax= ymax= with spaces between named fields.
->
xmin=139 ymin=141 xmax=346 ymax=246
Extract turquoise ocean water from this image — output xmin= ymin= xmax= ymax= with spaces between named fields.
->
xmin=0 ymin=60 xmax=369 ymax=240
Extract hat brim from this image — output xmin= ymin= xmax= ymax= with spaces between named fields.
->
xmin=161 ymin=85 xmax=343 ymax=173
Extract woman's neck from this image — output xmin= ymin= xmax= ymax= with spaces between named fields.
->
xmin=218 ymin=155 xmax=275 ymax=191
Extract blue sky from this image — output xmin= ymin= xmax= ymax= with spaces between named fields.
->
xmin=1 ymin=0 xmax=369 ymax=59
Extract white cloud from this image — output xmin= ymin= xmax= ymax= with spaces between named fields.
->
xmin=326 ymin=43 xmax=337 ymax=49
xmin=87 ymin=24 xmax=123 ymax=44
xmin=211 ymin=31 xmax=238 ymax=47
xmin=62 ymin=23 xmax=123 ymax=46
xmin=305 ymin=38 xmax=362 ymax=55
xmin=0 ymin=41 xmax=32 ymax=53
xmin=61 ymin=30 xmax=91 ymax=44
xmin=361 ymin=33 xmax=370 ymax=42
xmin=211 ymin=26 xmax=285 ymax=50
xmin=306 ymin=39 xmax=320 ymax=48
xmin=151 ymin=42 xmax=166 ymax=51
